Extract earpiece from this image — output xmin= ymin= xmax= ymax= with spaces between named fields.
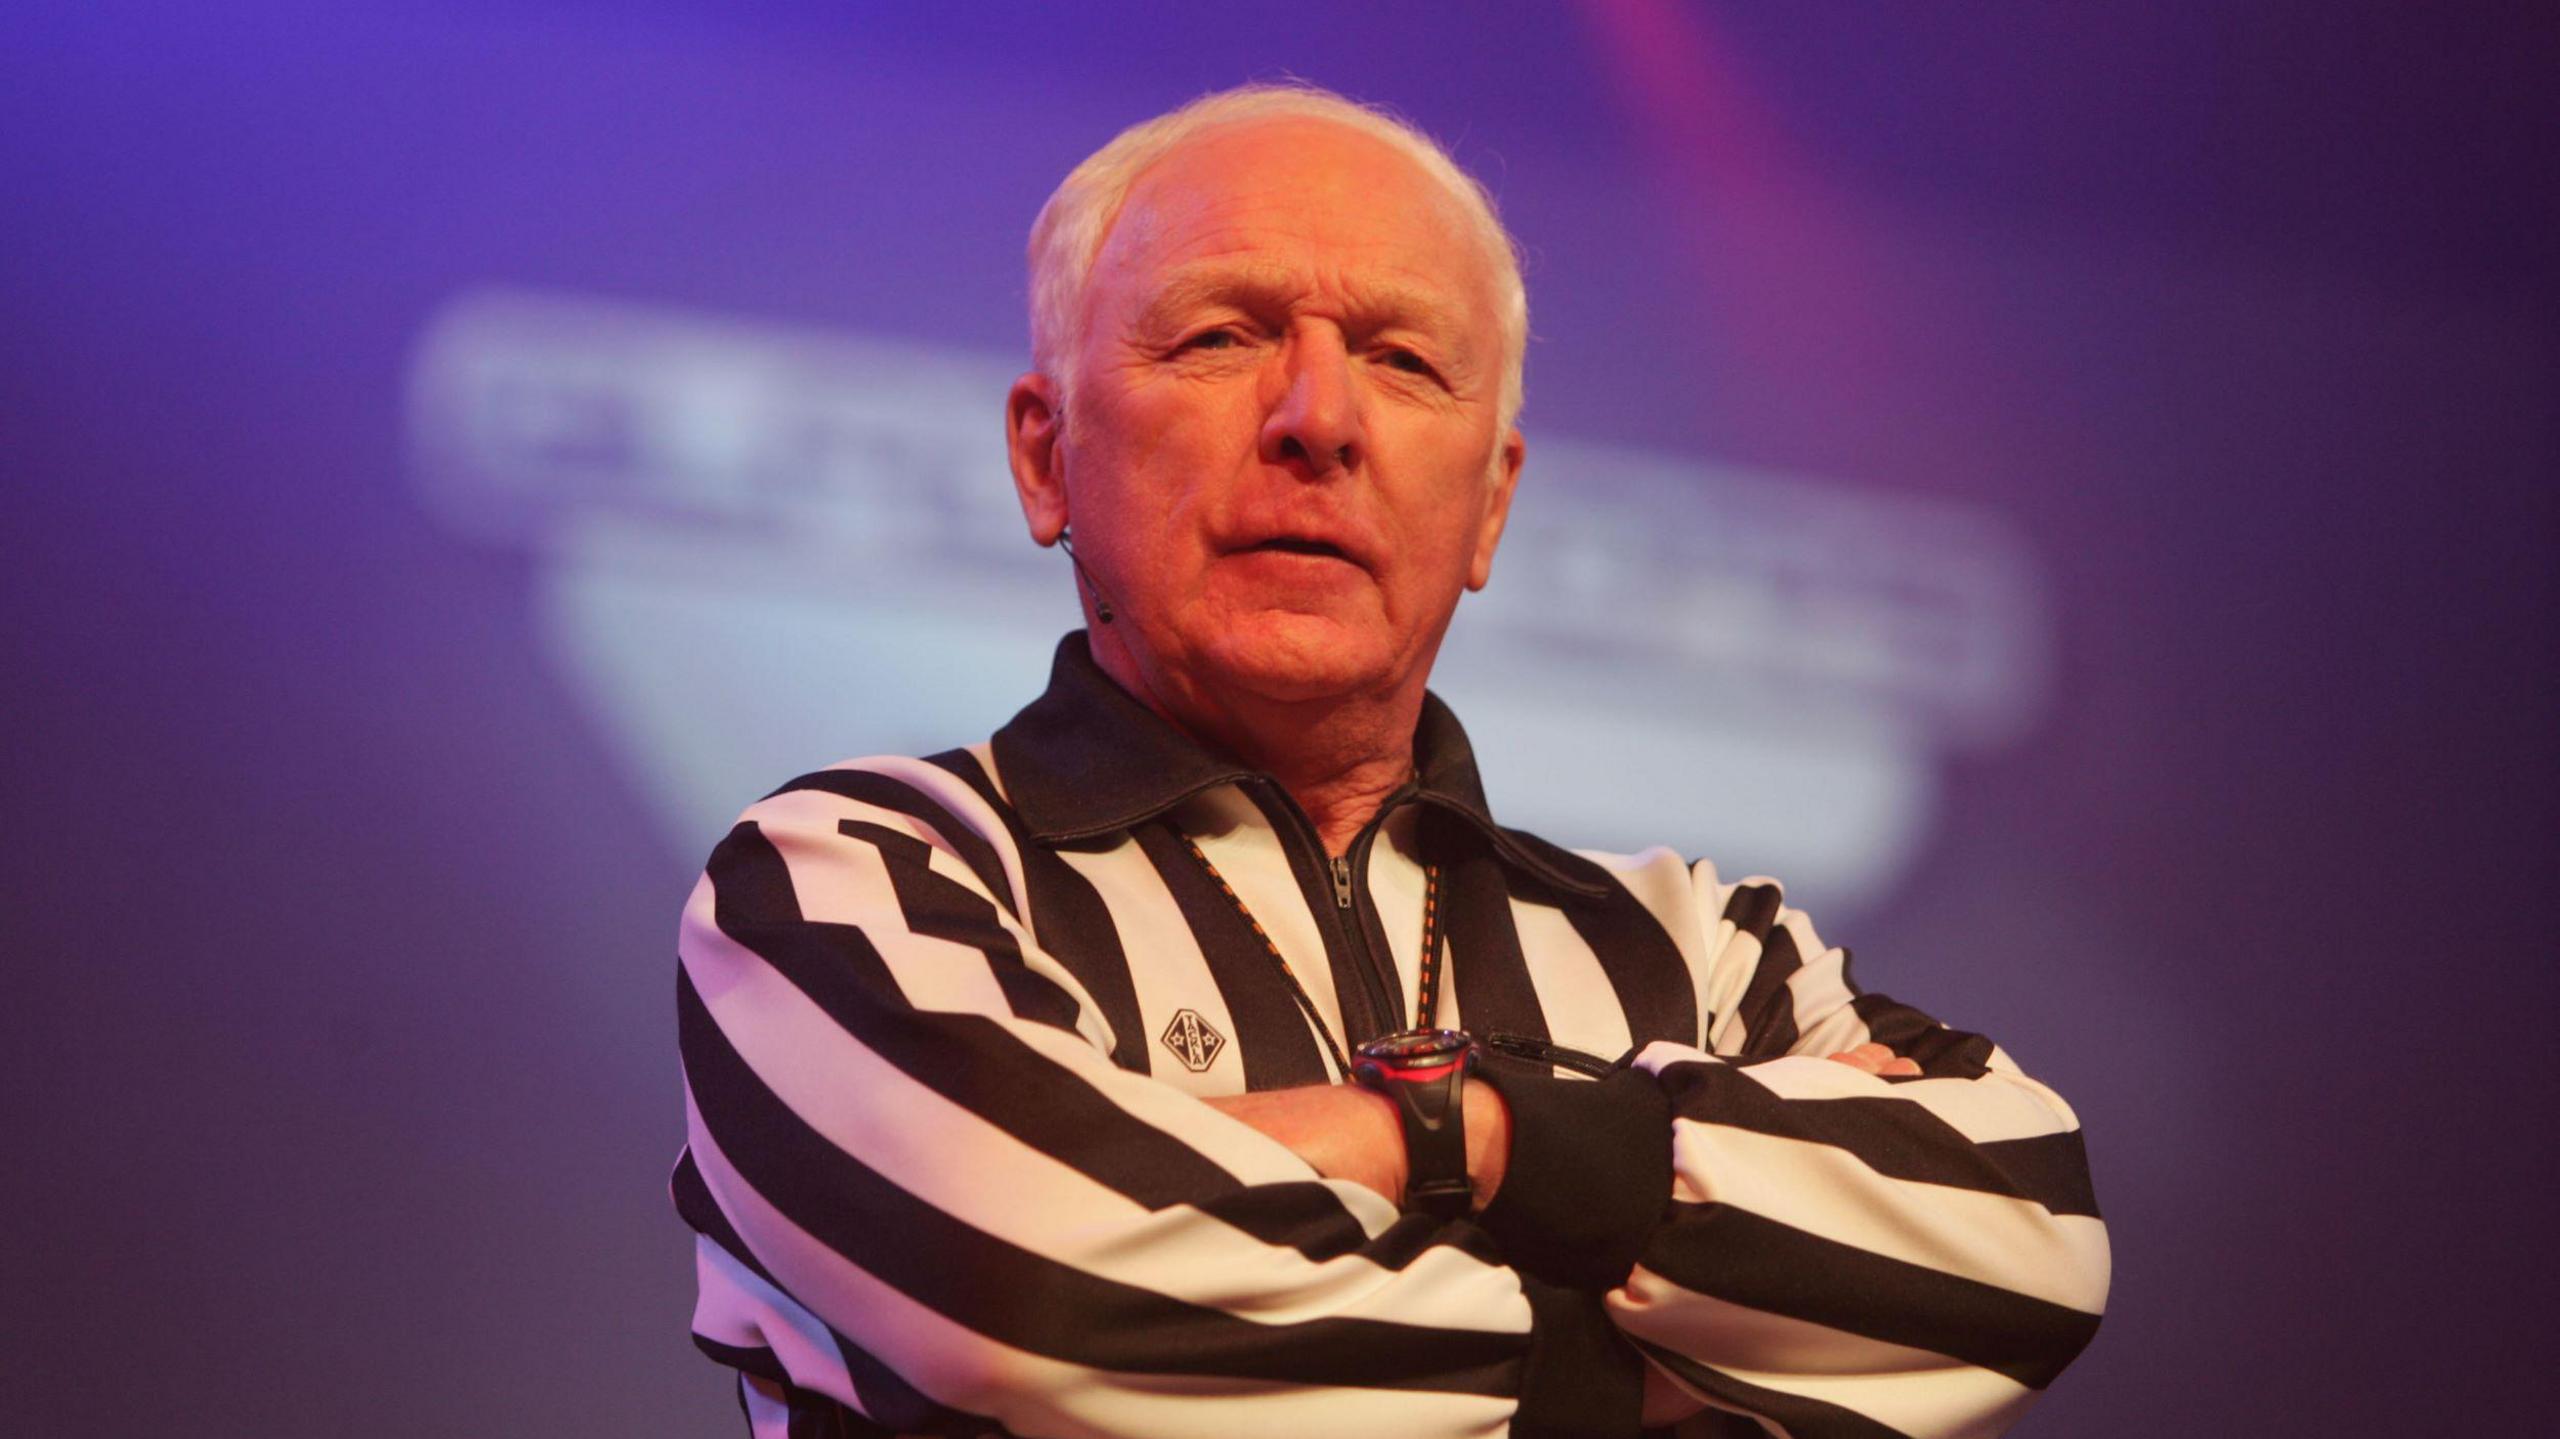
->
xmin=1057 ymin=526 xmax=1116 ymax=625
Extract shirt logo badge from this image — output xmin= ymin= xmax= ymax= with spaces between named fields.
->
xmin=1160 ymin=1009 xmax=1227 ymax=1073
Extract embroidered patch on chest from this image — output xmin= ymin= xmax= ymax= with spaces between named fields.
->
xmin=1159 ymin=1009 xmax=1227 ymax=1073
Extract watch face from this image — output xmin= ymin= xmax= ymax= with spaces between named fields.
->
xmin=1359 ymin=1027 xmax=1473 ymax=1066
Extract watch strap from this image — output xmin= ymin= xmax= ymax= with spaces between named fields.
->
xmin=1355 ymin=1037 xmax=1476 ymax=1220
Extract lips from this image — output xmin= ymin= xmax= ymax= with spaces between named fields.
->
xmin=1224 ymin=522 xmax=1373 ymax=572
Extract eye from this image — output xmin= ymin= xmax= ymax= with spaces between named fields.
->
xmin=1378 ymin=347 xmax=1438 ymax=378
xmin=1179 ymin=327 xmax=1242 ymax=352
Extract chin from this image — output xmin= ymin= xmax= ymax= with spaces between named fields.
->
xmin=1196 ymin=611 xmax=1401 ymax=703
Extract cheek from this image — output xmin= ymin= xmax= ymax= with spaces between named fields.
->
xmin=1101 ymin=394 xmax=1251 ymax=505
xmin=1065 ymin=415 xmax=1213 ymax=572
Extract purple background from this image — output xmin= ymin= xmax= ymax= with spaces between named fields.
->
xmin=7 ymin=3 xmax=2555 ymax=1434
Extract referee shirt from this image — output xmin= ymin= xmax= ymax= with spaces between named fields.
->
xmin=673 ymin=633 xmax=2108 ymax=1438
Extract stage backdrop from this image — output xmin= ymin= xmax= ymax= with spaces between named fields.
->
xmin=6 ymin=3 xmax=2553 ymax=1434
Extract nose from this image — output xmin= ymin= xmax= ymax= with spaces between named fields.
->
xmin=1257 ymin=326 xmax=1363 ymax=478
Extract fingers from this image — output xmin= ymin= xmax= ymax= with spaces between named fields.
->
xmin=1826 ymin=1043 xmax=1888 ymax=1073
xmin=1825 ymin=1042 xmax=1922 ymax=1077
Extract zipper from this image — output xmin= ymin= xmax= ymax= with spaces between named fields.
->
xmin=1255 ymin=781 xmax=1400 ymax=1048
xmin=1338 ymin=795 xmax=1414 ymax=1033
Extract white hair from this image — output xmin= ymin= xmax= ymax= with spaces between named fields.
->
xmin=1027 ymin=81 xmax=1529 ymax=428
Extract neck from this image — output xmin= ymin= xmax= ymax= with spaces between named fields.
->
xmin=1241 ymin=700 xmax=1420 ymax=856
xmin=1091 ymin=640 xmax=1423 ymax=856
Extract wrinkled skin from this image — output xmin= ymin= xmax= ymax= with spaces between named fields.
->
xmin=1006 ymin=116 xmax=1523 ymax=852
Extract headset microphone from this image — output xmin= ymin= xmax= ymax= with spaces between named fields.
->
xmin=1056 ymin=527 xmax=1117 ymax=624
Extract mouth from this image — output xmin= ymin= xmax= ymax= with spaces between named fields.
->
xmin=1239 ymin=536 xmax=1356 ymax=562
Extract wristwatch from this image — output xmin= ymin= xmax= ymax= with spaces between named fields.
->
xmin=1350 ymin=1027 xmax=1478 ymax=1220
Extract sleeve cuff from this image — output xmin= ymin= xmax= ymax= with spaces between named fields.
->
xmin=1473 ymin=1062 xmax=1673 ymax=1292
xmin=1514 ymin=1277 xmax=1646 ymax=1439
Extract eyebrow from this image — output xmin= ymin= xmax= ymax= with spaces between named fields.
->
xmin=1136 ymin=263 xmax=1470 ymax=348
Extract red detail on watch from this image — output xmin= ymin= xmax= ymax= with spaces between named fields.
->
xmin=1371 ymin=1056 xmax=1468 ymax=1084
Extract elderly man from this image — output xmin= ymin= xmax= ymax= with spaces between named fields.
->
xmin=673 ymin=84 xmax=2107 ymax=1439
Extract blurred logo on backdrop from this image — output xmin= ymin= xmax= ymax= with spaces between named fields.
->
xmin=406 ymin=288 xmax=2049 ymax=915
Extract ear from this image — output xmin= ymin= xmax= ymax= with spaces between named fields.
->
xmin=1465 ymin=426 xmax=1525 ymax=591
xmin=1006 ymin=371 xmax=1069 ymax=546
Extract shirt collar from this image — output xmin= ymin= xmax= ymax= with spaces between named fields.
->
xmin=991 ymin=632 xmax=1609 ymax=898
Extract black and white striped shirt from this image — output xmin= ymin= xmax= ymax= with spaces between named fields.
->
xmin=673 ymin=634 xmax=2108 ymax=1439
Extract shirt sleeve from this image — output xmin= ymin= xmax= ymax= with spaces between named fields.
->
xmin=1469 ymin=863 xmax=2111 ymax=1438
xmin=671 ymin=762 xmax=1646 ymax=1439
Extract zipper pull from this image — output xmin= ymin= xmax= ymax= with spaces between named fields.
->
xmin=1480 ymin=1031 xmax=1621 ymax=1078
xmin=1330 ymin=854 xmax=1354 ymax=909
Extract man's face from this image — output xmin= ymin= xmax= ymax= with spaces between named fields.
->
xmin=1026 ymin=117 xmax=1523 ymax=712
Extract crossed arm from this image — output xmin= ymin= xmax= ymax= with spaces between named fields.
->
xmin=678 ymin=770 xmax=2107 ymax=1438
xmin=1208 ymin=1041 xmax=1924 ymax=1429
xmin=1209 ymin=1041 xmax=1918 ymax=1211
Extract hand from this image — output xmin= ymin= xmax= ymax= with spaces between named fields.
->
xmin=1825 ymin=1041 xmax=1920 ymax=1077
